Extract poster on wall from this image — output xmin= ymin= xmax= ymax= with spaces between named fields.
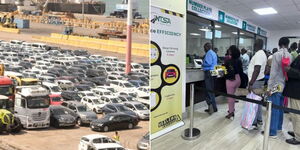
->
xmin=218 ymin=10 xmax=242 ymax=28
xmin=150 ymin=5 xmax=185 ymax=139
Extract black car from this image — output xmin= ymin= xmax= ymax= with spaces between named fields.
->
xmin=86 ymin=69 xmax=107 ymax=78
xmin=73 ymin=50 xmax=89 ymax=56
xmin=49 ymin=105 xmax=77 ymax=128
xmin=48 ymin=68 xmax=68 ymax=77
xmin=74 ymin=84 xmax=91 ymax=91
xmin=61 ymin=91 xmax=81 ymax=101
xmin=102 ymin=103 xmax=137 ymax=117
xmin=90 ymin=113 xmax=139 ymax=132
xmin=85 ymin=77 xmax=108 ymax=85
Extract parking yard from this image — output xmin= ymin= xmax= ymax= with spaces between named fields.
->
xmin=0 ymin=36 xmax=149 ymax=150
xmin=0 ymin=118 xmax=149 ymax=150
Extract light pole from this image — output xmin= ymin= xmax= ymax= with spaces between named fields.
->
xmin=82 ymin=0 xmax=85 ymax=20
xmin=125 ymin=0 xmax=132 ymax=74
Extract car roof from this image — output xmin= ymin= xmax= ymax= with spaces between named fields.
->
xmin=64 ymin=101 xmax=84 ymax=106
xmin=83 ymin=96 xmax=99 ymax=99
xmin=79 ymin=91 xmax=94 ymax=94
xmin=124 ymin=101 xmax=143 ymax=105
xmin=93 ymin=143 xmax=123 ymax=149
xmin=82 ymin=134 xmax=109 ymax=140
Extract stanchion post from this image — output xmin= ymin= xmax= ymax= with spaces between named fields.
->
xmin=182 ymin=84 xmax=201 ymax=140
xmin=263 ymin=100 xmax=272 ymax=150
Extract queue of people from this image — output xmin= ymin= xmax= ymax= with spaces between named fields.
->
xmin=202 ymin=37 xmax=300 ymax=145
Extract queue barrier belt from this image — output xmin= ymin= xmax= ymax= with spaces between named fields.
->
xmin=196 ymin=87 xmax=300 ymax=115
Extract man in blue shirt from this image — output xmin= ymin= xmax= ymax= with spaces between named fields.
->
xmin=202 ymin=43 xmax=218 ymax=114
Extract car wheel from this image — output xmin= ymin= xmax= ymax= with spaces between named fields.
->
xmin=77 ymin=118 xmax=83 ymax=126
xmin=54 ymin=120 xmax=60 ymax=128
xmin=128 ymin=123 xmax=134 ymax=129
xmin=103 ymin=126 xmax=109 ymax=132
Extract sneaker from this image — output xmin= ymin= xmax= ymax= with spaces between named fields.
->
xmin=288 ymin=131 xmax=295 ymax=137
xmin=261 ymin=131 xmax=277 ymax=139
xmin=286 ymin=138 xmax=300 ymax=145
xmin=257 ymin=120 xmax=263 ymax=126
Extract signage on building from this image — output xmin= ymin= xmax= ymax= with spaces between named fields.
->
xmin=242 ymin=21 xmax=257 ymax=33
xmin=257 ymin=27 xmax=267 ymax=37
xmin=218 ymin=11 xmax=242 ymax=28
xmin=187 ymin=0 xmax=218 ymax=20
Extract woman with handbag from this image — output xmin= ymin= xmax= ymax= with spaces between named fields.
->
xmin=224 ymin=45 xmax=243 ymax=119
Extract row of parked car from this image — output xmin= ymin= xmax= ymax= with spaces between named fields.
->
xmin=0 ymin=39 xmax=150 ymax=149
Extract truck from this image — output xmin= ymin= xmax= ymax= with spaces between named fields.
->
xmin=14 ymin=86 xmax=50 ymax=129
xmin=0 ymin=76 xmax=15 ymax=102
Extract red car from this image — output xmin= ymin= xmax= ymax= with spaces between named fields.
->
xmin=49 ymin=94 xmax=63 ymax=105
xmin=165 ymin=69 xmax=176 ymax=79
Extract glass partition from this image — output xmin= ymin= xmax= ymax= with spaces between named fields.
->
xmin=239 ymin=31 xmax=255 ymax=55
xmin=213 ymin=23 xmax=238 ymax=60
xmin=186 ymin=14 xmax=213 ymax=65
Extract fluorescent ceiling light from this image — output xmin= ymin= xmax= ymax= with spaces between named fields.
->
xmin=199 ymin=28 xmax=211 ymax=32
xmin=190 ymin=33 xmax=201 ymax=36
xmin=215 ymin=25 xmax=221 ymax=28
xmin=253 ymin=7 xmax=277 ymax=15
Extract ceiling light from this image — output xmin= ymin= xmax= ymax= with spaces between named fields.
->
xmin=190 ymin=33 xmax=201 ymax=36
xmin=215 ymin=25 xmax=221 ymax=28
xmin=253 ymin=7 xmax=277 ymax=15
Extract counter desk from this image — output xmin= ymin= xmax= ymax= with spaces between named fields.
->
xmin=186 ymin=68 xmax=226 ymax=107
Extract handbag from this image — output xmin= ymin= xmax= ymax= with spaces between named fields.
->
xmin=281 ymin=49 xmax=291 ymax=81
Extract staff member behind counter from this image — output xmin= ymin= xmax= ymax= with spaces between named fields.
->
xmin=202 ymin=43 xmax=218 ymax=114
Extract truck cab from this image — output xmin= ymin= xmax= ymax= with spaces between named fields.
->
xmin=14 ymin=86 xmax=50 ymax=129
xmin=0 ymin=76 xmax=15 ymax=102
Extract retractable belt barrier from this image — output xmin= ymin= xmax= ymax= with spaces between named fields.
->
xmin=195 ymin=86 xmax=300 ymax=115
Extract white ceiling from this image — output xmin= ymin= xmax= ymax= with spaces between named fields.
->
xmin=201 ymin=0 xmax=300 ymax=31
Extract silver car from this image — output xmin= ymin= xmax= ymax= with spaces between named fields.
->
xmin=123 ymin=101 xmax=149 ymax=120
xmin=137 ymin=132 xmax=149 ymax=150
xmin=61 ymin=101 xmax=97 ymax=126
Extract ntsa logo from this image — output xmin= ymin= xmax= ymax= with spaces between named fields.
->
xmin=151 ymin=15 xmax=171 ymax=25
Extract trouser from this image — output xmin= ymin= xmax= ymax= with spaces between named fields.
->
xmin=252 ymin=80 xmax=264 ymax=125
xmin=269 ymin=92 xmax=284 ymax=136
xmin=204 ymin=71 xmax=217 ymax=110
xmin=226 ymin=74 xmax=241 ymax=113
xmin=290 ymin=98 xmax=300 ymax=141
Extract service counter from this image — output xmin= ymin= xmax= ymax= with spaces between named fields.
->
xmin=186 ymin=68 xmax=226 ymax=107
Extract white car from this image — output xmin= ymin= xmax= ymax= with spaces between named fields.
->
xmin=135 ymin=86 xmax=150 ymax=98
xmin=78 ymin=91 xmax=97 ymax=99
xmin=56 ymin=80 xmax=74 ymax=90
xmin=118 ymin=91 xmax=138 ymax=98
xmin=36 ymin=61 xmax=52 ymax=67
xmin=81 ymin=96 xmax=105 ymax=113
xmin=100 ymin=95 xmax=123 ymax=104
xmin=110 ymin=80 xmax=136 ymax=93
xmin=42 ymin=82 xmax=62 ymax=95
xmin=124 ymin=101 xmax=149 ymax=120
xmin=89 ymin=55 xmax=103 ymax=60
xmin=91 ymin=88 xmax=115 ymax=97
xmin=103 ymin=56 xmax=119 ymax=62
xmin=78 ymin=134 xmax=122 ymax=150
xmin=32 ymin=65 xmax=49 ymax=74
xmin=131 ymin=63 xmax=144 ymax=72
xmin=96 ymin=86 xmax=118 ymax=93
xmin=107 ymin=75 xmax=124 ymax=82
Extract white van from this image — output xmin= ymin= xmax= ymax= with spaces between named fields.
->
xmin=42 ymin=82 xmax=62 ymax=95
xmin=31 ymin=43 xmax=47 ymax=50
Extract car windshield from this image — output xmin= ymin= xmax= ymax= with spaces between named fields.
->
xmin=93 ymin=99 xmax=103 ymax=104
xmin=51 ymin=97 xmax=62 ymax=102
xmin=135 ymin=104 xmax=148 ymax=110
xmin=104 ymin=92 xmax=112 ymax=95
xmin=41 ymin=66 xmax=47 ymax=70
xmin=124 ymin=83 xmax=134 ymax=88
xmin=126 ymin=97 xmax=134 ymax=101
xmin=129 ymin=93 xmax=137 ymax=97
xmin=110 ymin=98 xmax=121 ymax=103
xmin=27 ymin=97 xmax=50 ymax=108
xmin=12 ymin=58 xmax=18 ymax=62
xmin=86 ymin=93 xmax=94 ymax=96
xmin=50 ymin=86 xmax=61 ymax=92
xmin=133 ymin=64 xmax=142 ymax=69
xmin=65 ymin=62 xmax=71 ymax=66
xmin=116 ymin=105 xmax=130 ymax=111
xmin=36 ymin=57 xmax=42 ymax=61
xmin=77 ymin=105 xmax=87 ymax=112
xmin=52 ymin=108 xmax=70 ymax=115
xmin=0 ymin=86 xmax=14 ymax=96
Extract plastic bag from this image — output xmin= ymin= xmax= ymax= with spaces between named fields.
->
xmin=240 ymin=92 xmax=262 ymax=129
